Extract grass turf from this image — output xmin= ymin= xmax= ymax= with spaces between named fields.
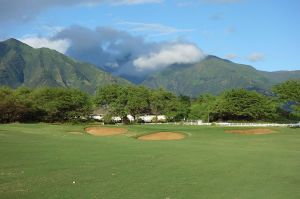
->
xmin=0 ymin=123 xmax=299 ymax=199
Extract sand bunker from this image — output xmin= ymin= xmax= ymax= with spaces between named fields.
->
xmin=225 ymin=128 xmax=275 ymax=135
xmin=138 ymin=132 xmax=185 ymax=141
xmin=85 ymin=127 xmax=127 ymax=136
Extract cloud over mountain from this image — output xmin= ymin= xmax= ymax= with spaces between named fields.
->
xmin=21 ymin=25 xmax=204 ymax=81
xmin=20 ymin=37 xmax=70 ymax=54
xmin=133 ymin=43 xmax=204 ymax=70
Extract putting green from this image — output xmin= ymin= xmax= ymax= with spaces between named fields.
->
xmin=0 ymin=123 xmax=299 ymax=199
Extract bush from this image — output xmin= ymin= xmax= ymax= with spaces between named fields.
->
xmin=103 ymin=114 xmax=115 ymax=125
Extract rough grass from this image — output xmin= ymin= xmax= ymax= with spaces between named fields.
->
xmin=0 ymin=123 xmax=300 ymax=199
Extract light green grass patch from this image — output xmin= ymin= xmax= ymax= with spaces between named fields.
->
xmin=0 ymin=123 xmax=299 ymax=199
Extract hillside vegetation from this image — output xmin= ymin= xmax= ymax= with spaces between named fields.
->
xmin=143 ymin=56 xmax=300 ymax=96
xmin=0 ymin=39 xmax=129 ymax=93
xmin=1 ymin=39 xmax=300 ymax=97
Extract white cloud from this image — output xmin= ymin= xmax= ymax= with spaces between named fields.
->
xmin=20 ymin=36 xmax=70 ymax=54
xmin=247 ymin=52 xmax=265 ymax=62
xmin=39 ymin=25 xmax=66 ymax=37
xmin=117 ymin=21 xmax=194 ymax=36
xmin=51 ymin=25 xmax=205 ymax=78
xmin=133 ymin=43 xmax=205 ymax=70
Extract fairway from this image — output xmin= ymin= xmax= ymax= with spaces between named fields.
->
xmin=0 ymin=124 xmax=300 ymax=199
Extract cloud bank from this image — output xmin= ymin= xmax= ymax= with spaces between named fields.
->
xmin=21 ymin=25 xmax=204 ymax=81
xmin=20 ymin=37 xmax=70 ymax=54
xmin=117 ymin=21 xmax=194 ymax=36
xmin=134 ymin=43 xmax=204 ymax=70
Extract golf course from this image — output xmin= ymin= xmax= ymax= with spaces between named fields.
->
xmin=0 ymin=123 xmax=299 ymax=199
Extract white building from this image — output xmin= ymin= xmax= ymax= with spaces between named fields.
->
xmin=139 ymin=115 xmax=167 ymax=123
xmin=90 ymin=115 xmax=103 ymax=121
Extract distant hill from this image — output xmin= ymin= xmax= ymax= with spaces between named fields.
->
xmin=1 ymin=39 xmax=299 ymax=97
xmin=142 ymin=55 xmax=300 ymax=97
xmin=0 ymin=39 xmax=129 ymax=93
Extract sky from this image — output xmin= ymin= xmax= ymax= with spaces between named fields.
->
xmin=0 ymin=0 xmax=299 ymax=74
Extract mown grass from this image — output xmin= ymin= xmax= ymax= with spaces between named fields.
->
xmin=0 ymin=123 xmax=299 ymax=199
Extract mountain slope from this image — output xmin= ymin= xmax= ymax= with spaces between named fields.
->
xmin=142 ymin=55 xmax=300 ymax=96
xmin=0 ymin=39 xmax=129 ymax=93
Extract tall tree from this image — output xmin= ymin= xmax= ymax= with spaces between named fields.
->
xmin=33 ymin=87 xmax=92 ymax=122
xmin=273 ymin=80 xmax=300 ymax=104
xmin=0 ymin=87 xmax=15 ymax=123
xmin=126 ymin=86 xmax=151 ymax=118
xmin=273 ymin=79 xmax=300 ymax=117
xmin=95 ymin=85 xmax=129 ymax=121
xmin=212 ymin=89 xmax=275 ymax=121
xmin=189 ymin=94 xmax=217 ymax=122
xmin=13 ymin=87 xmax=37 ymax=122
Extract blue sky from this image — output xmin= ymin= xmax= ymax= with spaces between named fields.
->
xmin=0 ymin=0 xmax=299 ymax=72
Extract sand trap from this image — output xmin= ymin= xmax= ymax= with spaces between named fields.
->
xmin=225 ymin=128 xmax=275 ymax=135
xmin=138 ymin=132 xmax=185 ymax=141
xmin=85 ymin=127 xmax=127 ymax=136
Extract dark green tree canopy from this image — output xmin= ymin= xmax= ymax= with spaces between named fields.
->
xmin=95 ymin=85 xmax=186 ymax=122
xmin=0 ymin=86 xmax=92 ymax=123
xmin=211 ymin=89 xmax=275 ymax=121
xmin=273 ymin=79 xmax=300 ymax=104
xmin=272 ymin=79 xmax=300 ymax=118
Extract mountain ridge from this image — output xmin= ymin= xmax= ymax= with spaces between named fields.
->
xmin=0 ymin=38 xmax=129 ymax=93
xmin=1 ymin=38 xmax=299 ymax=96
xmin=142 ymin=55 xmax=300 ymax=96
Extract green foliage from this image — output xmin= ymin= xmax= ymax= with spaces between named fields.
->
xmin=149 ymin=88 xmax=183 ymax=120
xmin=102 ymin=114 xmax=115 ymax=124
xmin=149 ymin=88 xmax=171 ymax=115
xmin=0 ymin=39 xmax=129 ymax=94
xmin=127 ymin=86 xmax=151 ymax=117
xmin=273 ymin=79 xmax=300 ymax=119
xmin=1 ymin=79 xmax=300 ymax=123
xmin=273 ymin=79 xmax=300 ymax=104
xmin=143 ymin=55 xmax=300 ymax=97
xmin=189 ymin=94 xmax=217 ymax=122
xmin=95 ymin=85 xmax=186 ymax=122
xmin=211 ymin=89 xmax=276 ymax=121
xmin=0 ymin=86 xmax=92 ymax=123
xmin=95 ymin=85 xmax=131 ymax=119
xmin=33 ymin=87 xmax=93 ymax=122
xmin=0 ymin=87 xmax=16 ymax=122
xmin=175 ymin=95 xmax=191 ymax=120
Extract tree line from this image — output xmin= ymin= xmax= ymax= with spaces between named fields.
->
xmin=0 ymin=80 xmax=299 ymax=123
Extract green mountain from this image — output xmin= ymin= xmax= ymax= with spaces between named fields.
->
xmin=0 ymin=38 xmax=129 ymax=93
xmin=142 ymin=55 xmax=300 ymax=97
xmin=1 ymin=39 xmax=299 ymax=97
